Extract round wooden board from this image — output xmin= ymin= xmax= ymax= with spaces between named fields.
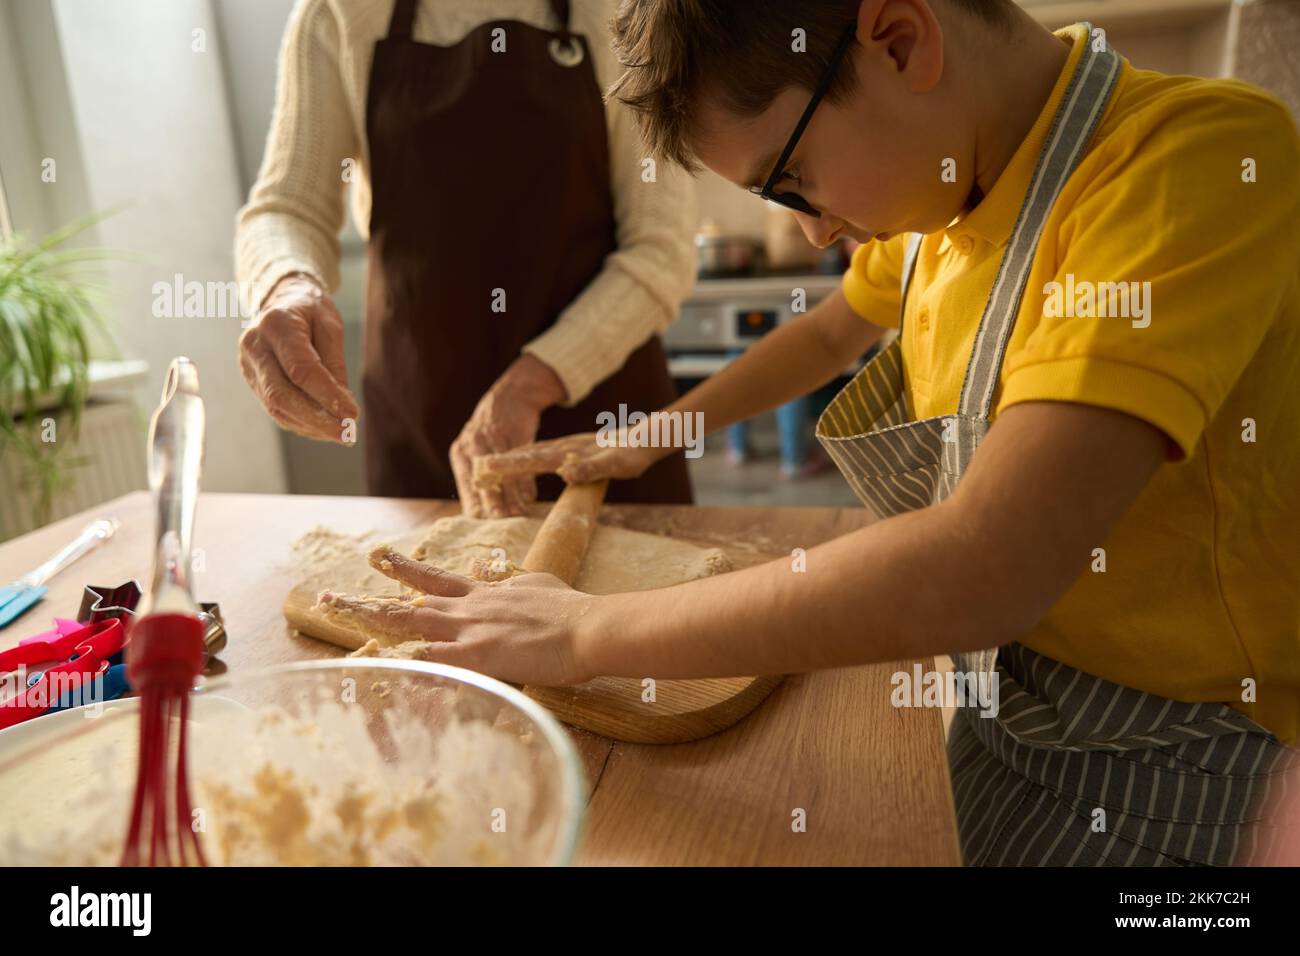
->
xmin=282 ymin=524 xmax=784 ymax=744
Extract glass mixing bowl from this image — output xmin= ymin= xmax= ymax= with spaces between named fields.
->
xmin=0 ymin=659 xmax=586 ymax=866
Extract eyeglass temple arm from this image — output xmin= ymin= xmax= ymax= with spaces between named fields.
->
xmin=761 ymin=21 xmax=860 ymax=196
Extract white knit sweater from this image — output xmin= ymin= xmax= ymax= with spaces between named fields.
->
xmin=234 ymin=0 xmax=697 ymax=405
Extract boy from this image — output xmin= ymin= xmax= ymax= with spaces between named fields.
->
xmin=329 ymin=0 xmax=1300 ymax=865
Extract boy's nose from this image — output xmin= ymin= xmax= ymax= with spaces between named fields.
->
xmin=795 ymin=211 xmax=842 ymax=249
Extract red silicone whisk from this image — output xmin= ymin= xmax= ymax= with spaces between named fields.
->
xmin=121 ymin=357 xmax=209 ymax=867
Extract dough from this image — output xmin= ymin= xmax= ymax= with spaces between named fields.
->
xmin=314 ymin=516 xmax=734 ymax=650
xmin=1 ymin=697 xmax=528 ymax=865
xmin=348 ymin=637 xmax=444 ymax=661
xmin=412 ymin=515 xmax=733 ymax=594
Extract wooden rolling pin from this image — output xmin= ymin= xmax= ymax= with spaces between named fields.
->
xmin=520 ymin=480 xmax=608 ymax=586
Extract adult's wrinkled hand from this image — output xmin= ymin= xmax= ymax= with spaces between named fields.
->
xmin=238 ymin=274 xmax=359 ymax=443
xmin=451 ymin=354 xmax=567 ymax=518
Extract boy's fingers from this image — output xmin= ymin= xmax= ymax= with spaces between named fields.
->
xmin=473 ymin=441 xmax=573 ymax=487
xmin=368 ymin=546 xmax=476 ymax=597
xmin=559 ymin=450 xmax=626 ymax=484
xmin=316 ymin=591 xmax=454 ymax=643
xmin=557 ymin=457 xmax=598 ymax=484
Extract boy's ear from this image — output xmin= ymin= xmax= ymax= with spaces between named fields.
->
xmin=855 ymin=0 xmax=944 ymax=94
xmin=853 ymin=0 xmax=887 ymax=44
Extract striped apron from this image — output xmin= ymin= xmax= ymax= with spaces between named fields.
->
xmin=815 ymin=26 xmax=1298 ymax=866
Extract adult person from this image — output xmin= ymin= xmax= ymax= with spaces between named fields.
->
xmin=235 ymin=0 xmax=697 ymax=516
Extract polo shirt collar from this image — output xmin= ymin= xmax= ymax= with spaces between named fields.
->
xmin=946 ymin=23 xmax=1095 ymax=251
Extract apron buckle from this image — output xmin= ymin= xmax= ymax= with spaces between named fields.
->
xmin=548 ymin=36 xmax=584 ymax=67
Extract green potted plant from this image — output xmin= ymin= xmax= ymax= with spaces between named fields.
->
xmin=0 ymin=210 xmax=115 ymax=528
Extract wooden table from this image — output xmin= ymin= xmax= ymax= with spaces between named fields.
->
xmin=0 ymin=492 xmax=960 ymax=866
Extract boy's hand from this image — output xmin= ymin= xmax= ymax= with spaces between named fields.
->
xmin=318 ymin=545 xmax=597 ymax=687
xmin=473 ymin=431 xmax=666 ymax=491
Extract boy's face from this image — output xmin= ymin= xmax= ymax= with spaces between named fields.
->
xmin=692 ymin=3 xmax=972 ymax=249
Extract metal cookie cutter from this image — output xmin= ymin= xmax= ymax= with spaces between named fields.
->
xmin=77 ymin=580 xmax=228 ymax=662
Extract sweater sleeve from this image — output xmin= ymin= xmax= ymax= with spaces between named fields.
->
xmin=522 ymin=92 xmax=698 ymax=407
xmin=234 ymin=0 xmax=358 ymax=310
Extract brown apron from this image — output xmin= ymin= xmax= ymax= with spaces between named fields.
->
xmin=362 ymin=0 xmax=694 ymax=504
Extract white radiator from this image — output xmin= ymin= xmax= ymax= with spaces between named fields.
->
xmin=0 ymin=398 xmax=147 ymax=543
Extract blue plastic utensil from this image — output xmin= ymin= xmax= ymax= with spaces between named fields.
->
xmin=0 ymin=518 xmax=118 ymax=629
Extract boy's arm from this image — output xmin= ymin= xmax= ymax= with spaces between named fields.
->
xmin=573 ymin=400 xmax=1168 ymax=679
xmin=659 ymin=287 xmax=885 ymax=434
xmin=334 ymin=399 xmax=1168 ymax=687
xmin=474 ymin=288 xmax=887 ymax=485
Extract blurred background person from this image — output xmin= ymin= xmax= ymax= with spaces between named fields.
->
xmin=235 ymin=0 xmax=697 ymax=516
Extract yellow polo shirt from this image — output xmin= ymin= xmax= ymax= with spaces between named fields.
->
xmin=842 ymin=23 xmax=1300 ymax=743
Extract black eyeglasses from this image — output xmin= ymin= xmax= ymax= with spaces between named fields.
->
xmin=748 ymin=22 xmax=857 ymax=219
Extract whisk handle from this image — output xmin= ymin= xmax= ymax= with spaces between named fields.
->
xmin=125 ymin=612 xmax=205 ymax=691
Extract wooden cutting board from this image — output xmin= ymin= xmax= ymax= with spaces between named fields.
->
xmin=282 ymin=521 xmax=784 ymax=744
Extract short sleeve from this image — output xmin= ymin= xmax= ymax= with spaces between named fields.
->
xmin=999 ymin=86 xmax=1300 ymax=460
xmin=841 ymin=233 xmax=909 ymax=328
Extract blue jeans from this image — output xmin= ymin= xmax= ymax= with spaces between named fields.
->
xmin=725 ymin=351 xmax=808 ymax=469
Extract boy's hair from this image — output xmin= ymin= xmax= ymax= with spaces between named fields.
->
xmin=608 ymin=0 xmax=1017 ymax=171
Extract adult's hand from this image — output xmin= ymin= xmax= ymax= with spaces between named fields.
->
xmin=238 ymin=274 xmax=359 ymax=443
xmin=451 ymin=353 xmax=567 ymax=517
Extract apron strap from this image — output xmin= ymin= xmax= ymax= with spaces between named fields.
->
xmin=386 ymin=0 xmax=417 ymax=40
xmin=956 ymin=23 xmax=1121 ymax=420
xmin=549 ymin=0 xmax=572 ymax=39
xmin=388 ymin=0 xmax=572 ymax=42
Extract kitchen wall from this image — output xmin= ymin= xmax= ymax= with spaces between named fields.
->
xmin=0 ymin=0 xmax=290 ymax=496
xmin=0 ymin=1 xmax=91 ymax=243
xmin=210 ymin=0 xmax=371 ymax=496
xmin=1230 ymin=0 xmax=1300 ymax=117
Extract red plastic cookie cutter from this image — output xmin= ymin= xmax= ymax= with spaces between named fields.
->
xmin=0 ymin=618 xmax=126 ymax=729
